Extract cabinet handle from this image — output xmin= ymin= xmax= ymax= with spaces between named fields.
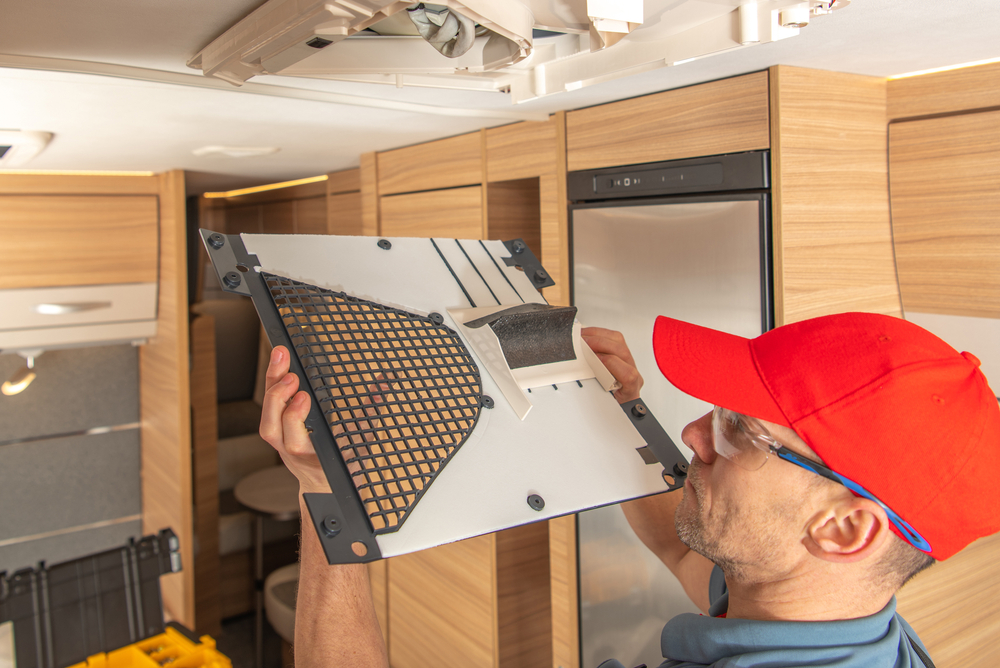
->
xmin=33 ymin=301 xmax=113 ymax=315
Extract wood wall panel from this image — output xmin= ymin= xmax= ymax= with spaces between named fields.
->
xmin=360 ymin=152 xmax=380 ymax=236
xmin=327 ymin=191 xmax=363 ymax=235
xmin=262 ymin=200 xmax=295 ymax=234
xmin=896 ymin=532 xmax=1000 ymax=667
xmin=485 ymin=178 xmax=541 ymax=255
xmin=294 ymin=196 xmax=328 ymax=235
xmin=327 ymin=167 xmax=361 ymax=195
xmin=888 ymin=61 xmax=1000 ymax=120
xmin=888 ymin=109 xmax=1000 ymax=318
xmin=388 ymin=535 xmax=497 ymax=668
xmin=566 ymin=72 xmax=770 ymax=172
xmin=0 ymin=195 xmax=159 ymax=289
xmin=222 ymin=180 xmax=326 ymax=207
xmin=225 ymin=205 xmax=262 ymax=235
xmin=549 ymin=515 xmax=578 ymax=668
xmin=141 ymin=170 xmax=194 ymax=625
xmin=496 ymin=523 xmax=551 ymax=668
xmin=190 ymin=313 xmax=221 ymax=636
xmin=0 ymin=174 xmax=160 ymax=195
xmin=380 ymin=186 xmax=483 ymax=239
xmin=486 ymin=121 xmax=558 ymax=182
xmin=770 ymin=66 xmax=901 ymax=325
xmin=378 ymin=132 xmax=483 ymax=195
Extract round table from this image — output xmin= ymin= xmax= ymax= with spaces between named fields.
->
xmin=234 ymin=465 xmax=300 ymax=668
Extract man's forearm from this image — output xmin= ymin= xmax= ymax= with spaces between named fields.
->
xmin=621 ymin=491 xmax=713 ymax=612
xmin=294 ymin=498 xmax=389 ymax=667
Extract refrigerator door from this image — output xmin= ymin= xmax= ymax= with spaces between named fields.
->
xmin=573 ymin=196 xmax=768 ymax=668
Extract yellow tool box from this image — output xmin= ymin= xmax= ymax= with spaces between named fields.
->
xmin=68 ymin=627 xmax=231 ymax=668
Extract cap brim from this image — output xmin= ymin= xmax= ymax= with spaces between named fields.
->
xmin=652 ymin=316 xmax=789 ymax=427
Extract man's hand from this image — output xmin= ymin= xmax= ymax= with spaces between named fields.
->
xmin=581 ymin=327 xmax=644 ymax=404
xmin=259 ymin=345 xmax=331 ymax=495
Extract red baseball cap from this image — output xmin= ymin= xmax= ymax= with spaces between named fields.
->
xmin=652 ymin=312 xmax=1000 ymax=560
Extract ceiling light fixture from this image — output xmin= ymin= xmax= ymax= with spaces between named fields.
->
xmin=2 ymin=351 xmax=42 ymax=397
xmin=193 ymin=145 xmax=281 ymax=158
xmin=0 ymin=130 xmax=53 ymax=168
xmin=889 ymin=56 xmax=1000 ymax=80
xmin=202 ymin=174 xmax=329 ymax=199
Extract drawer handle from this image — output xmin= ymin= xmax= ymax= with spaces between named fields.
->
xmin=33 ymin=301 xmax=113 ymax=315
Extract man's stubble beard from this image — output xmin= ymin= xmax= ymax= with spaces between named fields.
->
xmin=674 ymin=459 xmax=785 ymax=585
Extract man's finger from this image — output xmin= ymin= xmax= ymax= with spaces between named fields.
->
xmin=282 ymin=390 xmax=317 ymax=458
xmin=264 ymin=346 xmax=291 ymax=393
xmin=260 ymin=369 xmax=299 ymax=449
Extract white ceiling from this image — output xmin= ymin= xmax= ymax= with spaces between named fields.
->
xmin=1 ymin=0 xmax=997 ymax=194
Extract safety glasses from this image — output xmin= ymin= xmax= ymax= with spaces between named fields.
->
xmin=711 ymin=406 xmax=932 ymax=553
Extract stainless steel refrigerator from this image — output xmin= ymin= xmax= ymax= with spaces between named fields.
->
xmin=569 ymin=151 xmax=773 ymax=668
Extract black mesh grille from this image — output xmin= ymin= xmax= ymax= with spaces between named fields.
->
xmin=264 ymin=273 xmax=482 ymax=534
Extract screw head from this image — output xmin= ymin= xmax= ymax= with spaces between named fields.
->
xmin=208 ymin=233 xmax=225 ymax=249
xmin=527 ymin=494 xmax=545 ymax=511
xmin=428 ymin=312 xmax=444 ymax=325
xmin=533 ymin=269 xmax=548 ymax=283
xmin=223 ymin=271 xmax=241 ymax=288
xmin=481 ymin=395 xmax=495 ymax=409
xmin=322 ymin=516 xmax=341 ymax=537
xmin=631 ymin=403 xmax=648 ymax=419
xmin=511 ymin=240 xmax=526 ymax=255
xmin=377 ymin=239 xmax=392 ymax=250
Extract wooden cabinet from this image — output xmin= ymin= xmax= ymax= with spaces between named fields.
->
xmin=566 ymin=71 xmax=770 ymax=172
xmin=888 ymin=108 xmax=1000 ymax=318
xmin=0 ymin=194 xmax=158 ymax=289
xmin=378 ymin=132 xmax=483 ymax=196
xmin=380 ymin=186 xmax=484 ymax=239
xmin=768 ymin=66 xmax=900 ymax=325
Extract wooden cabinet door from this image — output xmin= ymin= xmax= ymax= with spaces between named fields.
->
xmin=378 ymin=133 xmax=483 ymax=196
xmin=889 ymin=109 xmax=1000 ymax=318
xmin=380 ymin=186 xmax=483 ymax=239
xmin=0 ymin=195 xmax=159 ymax=289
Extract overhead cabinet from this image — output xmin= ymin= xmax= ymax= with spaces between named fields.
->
xmin=0 ymin=193 xmax=160 ymax=350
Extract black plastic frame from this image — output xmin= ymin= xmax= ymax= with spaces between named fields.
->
xmin=0 ymin=529 xmax=180 ymax=668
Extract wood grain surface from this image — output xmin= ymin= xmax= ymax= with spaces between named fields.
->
xmin=388 ymin=534 xmax=497 ymax=668
xmin=141 ymin=170 xmax=194 ymax=625
xmin=485 ymin=178 xmax=541 ymax=255
xmin=293 ymin=196 xmax=328 ymax=235
xmin=0 ymin=194 xmax=159 ymax=289
xmin=566 ymin=72 xmax=770 ymax=172
xmin=0 ymin=173 xmax=160 ymax=195
xmin=190 ymin=313 xmax=221 ymax=636
xmin=889 ymin=109 xmax=1000 ymax=318
xmin=360 ymin=152 xmax=380 ymax=236
xmin=486 ymin=120 xmax=558 ymax=183
xmin=496 ymin=522 xmax=552 ymax=667
xmin=327 ymin=167 xmax=362 ymax=195
xmin=770 ymin=66 xmax=901 ymax=325
xmin=380 ymin=186 xmax=483 ymax=239
xmin=896 ymin=533 xmax=1000 ymax=668
xmin=888 ymin=60 xmax=1000 ymax=120
xmin=378 ymin=132 xmax=483 ymax=195
xmin=549 ymin=515 xmax=579 ymax=668
xmin=327 ymin=191 xmax=364 ymax=235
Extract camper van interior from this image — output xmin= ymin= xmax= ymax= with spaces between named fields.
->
xmin=1 ymin=1 xmax=998 ymax=667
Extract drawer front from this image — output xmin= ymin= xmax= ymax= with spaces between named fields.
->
xmin=0 ymin=283 xmax=157 ymax=331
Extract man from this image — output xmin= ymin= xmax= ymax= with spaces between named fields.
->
xmin=261 ymin=311 xmax=999 ymax=667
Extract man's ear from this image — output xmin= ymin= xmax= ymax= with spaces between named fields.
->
xmin=802 ymin=497 xmax=892 ymax=563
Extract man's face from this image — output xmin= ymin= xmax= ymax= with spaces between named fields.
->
xmin=673 ymin=411 xmax=829 ymax=583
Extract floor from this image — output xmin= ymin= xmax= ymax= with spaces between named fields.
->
xmin=214 ymin=613 xmax=286 ymax=668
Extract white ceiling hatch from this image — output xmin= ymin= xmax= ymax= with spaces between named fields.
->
xmin=188 ymin=0 xmax=848 ymax=103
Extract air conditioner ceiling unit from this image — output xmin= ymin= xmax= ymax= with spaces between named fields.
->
xmin=188 ymin=0 xmax=850 ymax=103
